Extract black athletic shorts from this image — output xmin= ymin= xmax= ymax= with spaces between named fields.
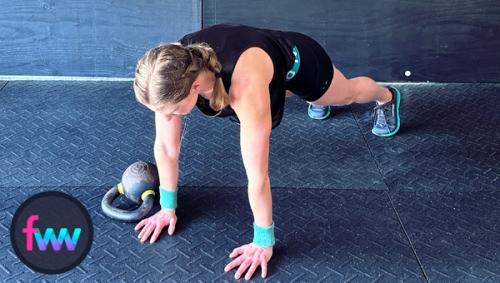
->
xmin=284 ymin=32 xmax=334 ymax=102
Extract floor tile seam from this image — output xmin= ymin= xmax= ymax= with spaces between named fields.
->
xmin=2 ymin=186 xmax=498 ymax=199
xmin=348 ymin=105 xmax=429 ymax=282
xmin=184 ymin=185 xmax=389 ymax=193
xmin=0 ymin=81 xmax=8 ymax=93
xmin=385 ymin=191 xmax=430 ymax=282
xmin=0 ymin=185 xmax=388 ymax=192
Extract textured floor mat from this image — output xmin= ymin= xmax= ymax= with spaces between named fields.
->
xmin=180 ymin=96 xmax=385 ymax=190
xmin=3 ymin=82 xmax=497 ymax=191
xmin=0 ymin=81 xmax=155 ymax=187
xmin=0 ymin=186 xmax=424 ymax=282
xmin=351 ymin=83 xmax=500 ymax=192
xmin=0 ymin=81 xmax=385 ymax=190
xmin=391 ymin=190 xmax=500 ymax=282
xmin=1 ymin=81 xmax=499 ymax=282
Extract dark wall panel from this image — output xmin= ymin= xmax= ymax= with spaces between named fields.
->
xmin=203 ymin=0 xmax=500 ymax=83
xmin=0 ymin=0 xmax=201 ymax=77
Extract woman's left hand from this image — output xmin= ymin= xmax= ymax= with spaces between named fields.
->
xmin=224 ymin=243 xmax=273 ymax=280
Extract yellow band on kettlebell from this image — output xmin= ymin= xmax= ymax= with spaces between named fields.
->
xmin=117 ymin=182 xmax=124 ymax=194
xmin=141 ymin=189 xmax=155 ymax=201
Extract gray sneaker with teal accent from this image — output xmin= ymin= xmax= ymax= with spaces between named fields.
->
xmin=308 ymin=104 xmax=331 ymax=120
xmin=371 ymin=86 xmax=401 ymax=137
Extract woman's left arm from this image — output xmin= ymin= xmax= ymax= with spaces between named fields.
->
xmin=223 ymin=48 xmax=275 ymax=280
xmin=237 ymin=85 xmax=273 ymax=228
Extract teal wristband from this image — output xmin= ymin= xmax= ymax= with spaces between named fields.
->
xmin=253 ymin=222 xmax=275 ymax=247
xmin=159 ymin=187 xmax=177 ymax=210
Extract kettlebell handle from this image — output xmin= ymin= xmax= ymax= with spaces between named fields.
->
xmin=101 ymin=185 xmax=155 ymax=222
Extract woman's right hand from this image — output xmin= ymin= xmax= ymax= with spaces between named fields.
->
xmin=134 ymin=208 xmax=177 ymax=244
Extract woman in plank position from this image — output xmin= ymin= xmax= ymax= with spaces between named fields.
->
xmin=133 ymin=23 xmax=401 ymax=280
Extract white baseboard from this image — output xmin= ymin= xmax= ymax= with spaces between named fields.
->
xmin=0 ymin=75 xmax=133 ymax=82
xmin=0 ymin=76 xmax=454 ymax=85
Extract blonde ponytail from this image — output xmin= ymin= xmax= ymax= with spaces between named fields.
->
xmin=133 ymin=42 xmax=230 ymax=112
xmin=185 ymin=43 xmax=230 ymax=111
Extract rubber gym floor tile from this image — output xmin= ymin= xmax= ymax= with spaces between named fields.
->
xmin=0 ymin=186 xmax=424 ymax=282
xmin=390 ymin=190 xmax=500 ymax=282
xmin=181 ymin=95 xmax=385 ymax=190
xmin=0 ymin=81 xmax=156 ymax=187
xmin=350 ymin=83 xmax=500 ymax=192
xmin=0 ymin=81 xmax=386 ymax=190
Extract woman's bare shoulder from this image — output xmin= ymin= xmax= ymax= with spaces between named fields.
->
xmin=231 ymin=47 xmax=274 ymax=91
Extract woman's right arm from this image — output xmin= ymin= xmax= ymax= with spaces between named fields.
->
xmin=135 ymin=112 xmax=183 ymax=243
xmin=153 ymin=112 xmax=183 ymax=190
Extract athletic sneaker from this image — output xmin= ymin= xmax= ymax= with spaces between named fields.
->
xmin=308 ymin=104 xmax=331 ymax=120
xmin=371 ymin=86 xmax=401 ymax=137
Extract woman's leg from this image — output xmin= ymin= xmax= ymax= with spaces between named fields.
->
xmin=308 ymin=65 xmax=392 ymax=106
xmin=309 ymin=65 xmax=401 ymax=137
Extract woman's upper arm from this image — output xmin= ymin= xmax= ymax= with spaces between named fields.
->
xmin=154 ymin=112 xmax=183 ymax=158
xmin=230 ymin=48 xmax=275 ymax=184
xmin=230 ymin=47 xmax=274 ymax=120
xmin=237 ymin=100 xmax=272 ymax=185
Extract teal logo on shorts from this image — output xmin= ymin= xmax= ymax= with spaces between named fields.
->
xmin=286 ymin=46 xmax=301 ymax=81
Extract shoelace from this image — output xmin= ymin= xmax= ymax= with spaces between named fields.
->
xmin=372 ymin=103 xmax=392 ymax=128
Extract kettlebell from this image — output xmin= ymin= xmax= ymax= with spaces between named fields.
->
xmin=101 ymin=160 xmax=160 ymax=222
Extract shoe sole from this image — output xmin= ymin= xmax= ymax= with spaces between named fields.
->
xmin=372 ymin=86 xmax=401 ymax=137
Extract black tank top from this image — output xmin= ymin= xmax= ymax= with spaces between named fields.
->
xmin=179 ymin=24 xmax=295 ymax=129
